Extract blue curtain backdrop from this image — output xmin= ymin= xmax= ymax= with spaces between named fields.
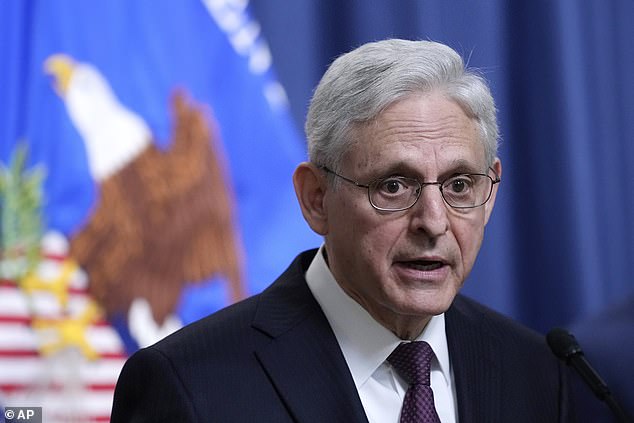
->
xmin=251 ymin=0 xmax=634 ymax=333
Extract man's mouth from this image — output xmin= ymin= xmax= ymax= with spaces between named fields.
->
xmin=399 ymin=259 xmax=445 ymax=271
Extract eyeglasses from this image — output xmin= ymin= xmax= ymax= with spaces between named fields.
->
xmin=321 ymin=166 xmax=500 ymax=211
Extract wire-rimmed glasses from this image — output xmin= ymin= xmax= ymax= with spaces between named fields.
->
xmin=321 ymin=166 xmax=500 ymax=212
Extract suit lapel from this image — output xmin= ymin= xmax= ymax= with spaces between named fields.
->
xmin=252 ymin=251 xmax=369 ymax=423
xmin=446 ymin=296 xmax=502 ymax=423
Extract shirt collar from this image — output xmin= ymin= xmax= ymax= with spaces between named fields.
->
xmin=305 ymin=246 xmax=452 ymax=389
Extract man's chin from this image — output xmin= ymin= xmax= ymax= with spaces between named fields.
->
xmin=401 ymin=291 xmax=457 ymax=317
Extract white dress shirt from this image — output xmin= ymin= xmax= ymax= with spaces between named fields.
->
xmin=305 ymin=246 xmax=458 ymax=423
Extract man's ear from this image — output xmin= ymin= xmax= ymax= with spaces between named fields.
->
xmin=484 ymin=158 xmax=502 ymax=225
xmin=293 ymin=162 xmax=329 ymax=235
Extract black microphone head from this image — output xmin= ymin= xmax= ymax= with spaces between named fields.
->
xmin=547 ymin=329 xmax=631 ymax=420
xmin=546 ymin=327 xmax=583 ymax=362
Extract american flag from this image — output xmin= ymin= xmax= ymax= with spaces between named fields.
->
xmin=0 ymin=231 xmax=126 ymax=422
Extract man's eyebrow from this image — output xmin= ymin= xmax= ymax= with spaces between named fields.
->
xmin=444 ymin=159 xmax=485 ymax=174
xmin=366 ymin=162 xmax=418 ymax=179
xmin=368 ymin=159 xmax=485 ymax=180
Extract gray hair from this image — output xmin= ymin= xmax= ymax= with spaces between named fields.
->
xmin=305 ymin=39 xmax=499 ymax=170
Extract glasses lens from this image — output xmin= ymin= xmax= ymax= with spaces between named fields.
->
xmin=441 ymin=174 xmax=492 ymax=208
xmin=369 ymin=176 xmax=421 ymax=210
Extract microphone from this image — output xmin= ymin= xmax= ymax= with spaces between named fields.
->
xmin=546 ymin=328 xmax=631 ymax=423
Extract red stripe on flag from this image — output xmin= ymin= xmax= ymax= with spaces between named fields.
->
xmin=42 ymin=253 xmax=68 ymax=262
xmin=49 ymin=416 xmax=113 ymax=423
xmin=0 ymin=382 xmax=117 ymax=392
xmin=0 ymin=349 xmax=38 ymax=357
xmin=0 ymin=279 xmax=17 ymax=287
xmin=0 ymin=349 xmax=127 ymax=359
xmin=87 ymin=417 xmax=113 ymax=423
xmin=0 ymin=315 xmax=31 ymax=324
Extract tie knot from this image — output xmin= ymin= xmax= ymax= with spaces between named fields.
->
xmin=387 ymin=341 xmax=435 ymax=386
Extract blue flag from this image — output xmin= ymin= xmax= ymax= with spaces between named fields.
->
xmin=0 ymin=1 xmax=319 ymax=420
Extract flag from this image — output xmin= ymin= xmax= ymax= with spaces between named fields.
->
xmin=0 ymin=1 xmax=319 ymax=421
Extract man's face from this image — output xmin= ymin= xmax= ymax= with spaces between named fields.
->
xmin=322 ymin=92 xmax=501 ymax=338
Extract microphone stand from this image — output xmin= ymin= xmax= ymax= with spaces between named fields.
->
xmin=546 ymin=328 xmax=632 ymax=423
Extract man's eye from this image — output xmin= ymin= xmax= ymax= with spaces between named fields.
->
xmin=378 ymin=178 xmax=407 ymax=195
xmin=446 ymin=176 xmax=473 ymax=193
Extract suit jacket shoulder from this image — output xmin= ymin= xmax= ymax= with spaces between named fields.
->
xmin=446 ymin=295 xmax=575 ymax=423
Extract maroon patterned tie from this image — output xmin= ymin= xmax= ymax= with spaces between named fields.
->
xmin=387 ymin=341 xmax=441 ymax=423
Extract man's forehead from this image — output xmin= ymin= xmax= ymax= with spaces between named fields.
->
xmin=346 ymin=130 xmax=486 ymax=175
xmin=357 ymin=95 xmax=478 ymax=138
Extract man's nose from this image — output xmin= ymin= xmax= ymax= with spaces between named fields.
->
xmin=408 ymin=183 xmax=449 ymax=237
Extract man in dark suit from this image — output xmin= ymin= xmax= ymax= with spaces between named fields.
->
xmin=111 ymin=39 xmax=575 ymax=422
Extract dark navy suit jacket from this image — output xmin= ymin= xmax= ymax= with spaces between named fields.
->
xmin=111 ymin=250 xmax=575 ymax=422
